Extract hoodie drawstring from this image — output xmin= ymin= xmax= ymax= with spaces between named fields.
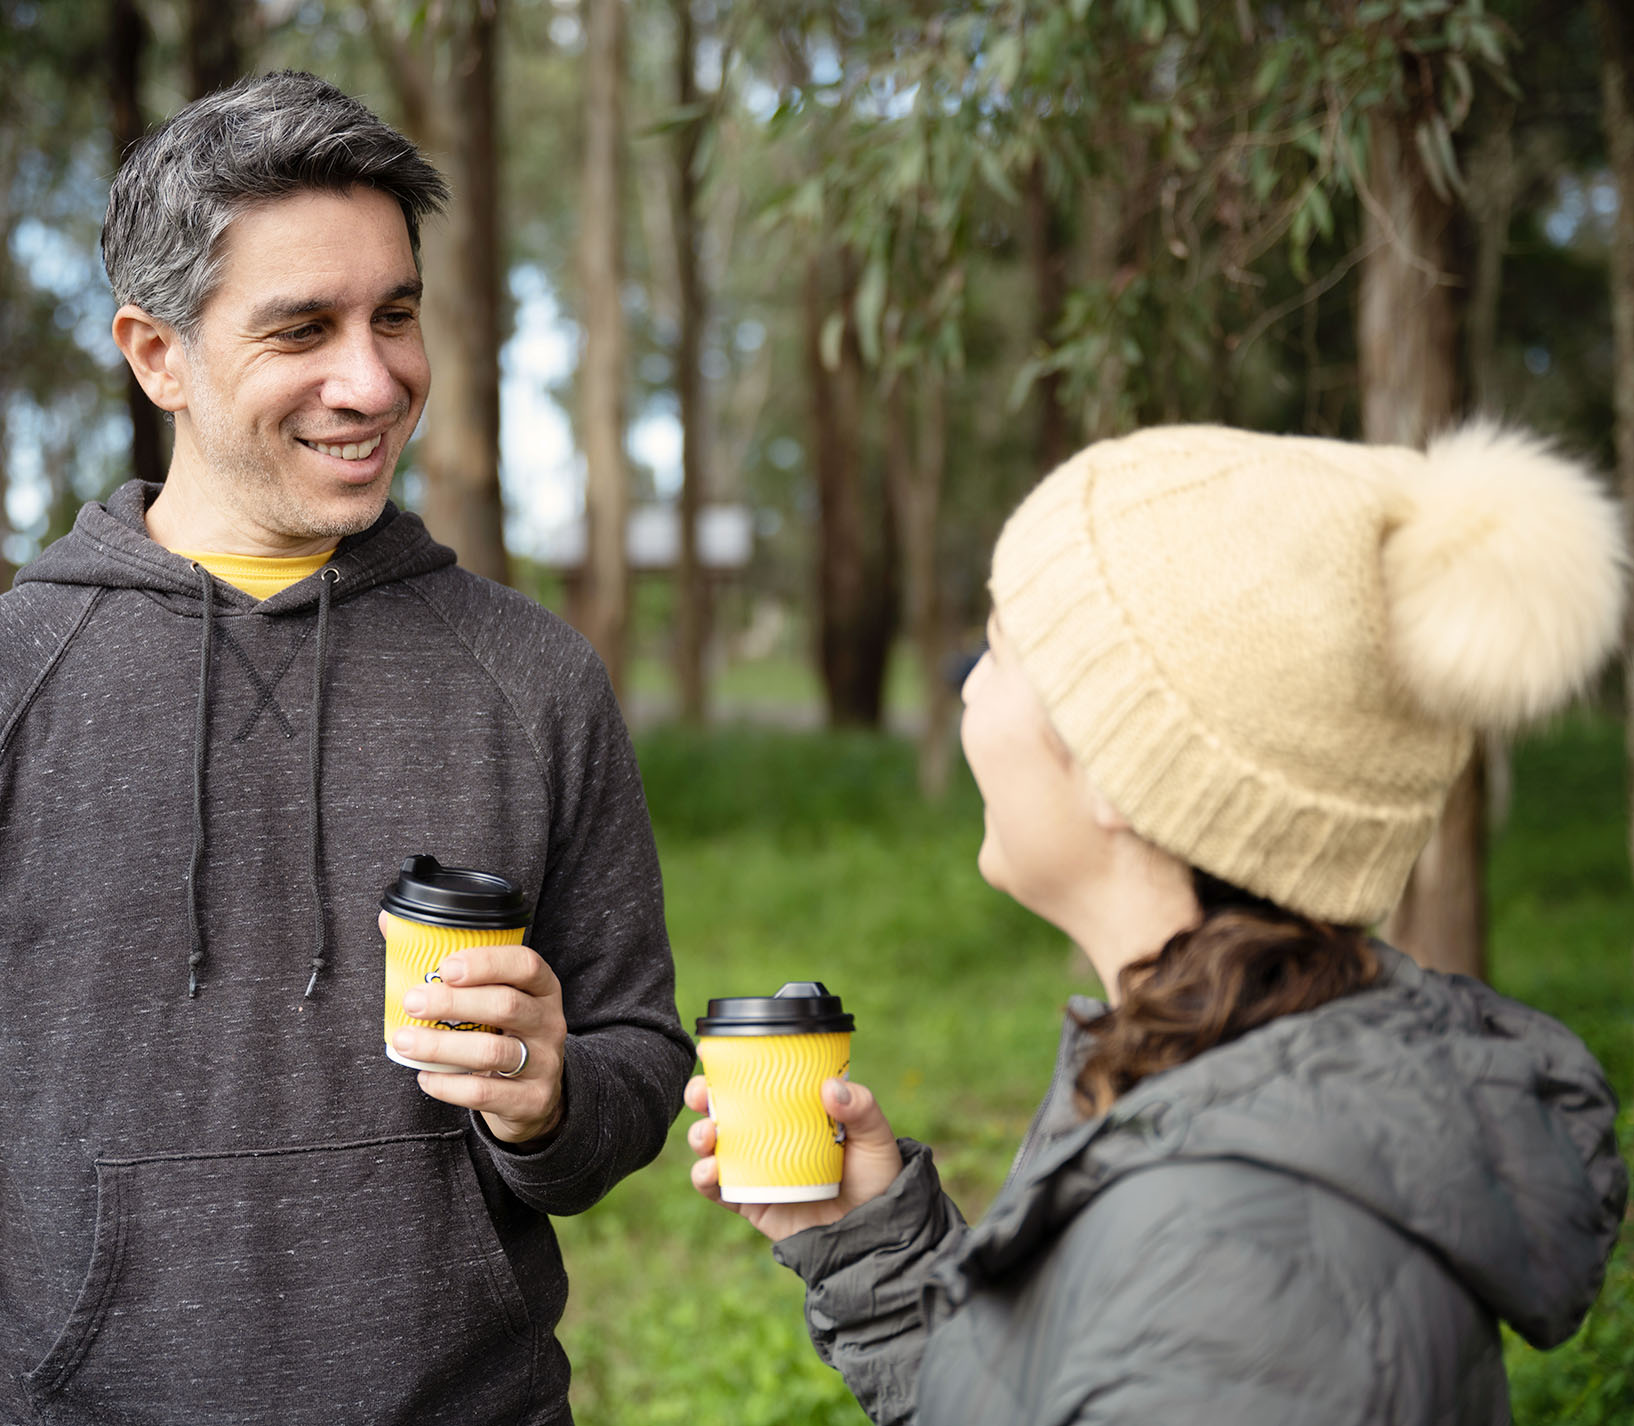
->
xmin=186 ymin=563 xmax=340 ymax=1001
xmin=304 ymin=568 xmax=339 ymax=998
xmin=186 ymin=565 xmax=215 ymax=998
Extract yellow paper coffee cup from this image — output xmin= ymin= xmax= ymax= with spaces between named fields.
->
xmin=696 ymin=982 xmax=855 ymax=1204
xmin=381 ymin=855 xmax=529 ymax=1074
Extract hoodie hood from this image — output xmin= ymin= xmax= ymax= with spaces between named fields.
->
xmin=962 ymin=945 xmax=1626 ymax=1350
xmin=16 ymin=479 xmax=456 ymax=609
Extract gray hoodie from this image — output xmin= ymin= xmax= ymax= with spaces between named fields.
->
xmin=775 ymin=946 xmax=1626 ymax=1425
xmin=0 ymin=481 xmax=694 ymax=1424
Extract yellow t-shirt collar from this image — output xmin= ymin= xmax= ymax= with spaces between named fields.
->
xmin=173 ymin=548 xmax=337 ymax=602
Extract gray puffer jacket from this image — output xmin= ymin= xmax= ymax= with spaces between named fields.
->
xmin=773 ymin=946 xmax=1626 ymax=1425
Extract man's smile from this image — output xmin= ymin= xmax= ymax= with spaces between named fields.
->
xmin=299 ymin=433 xmax=385 ymax=461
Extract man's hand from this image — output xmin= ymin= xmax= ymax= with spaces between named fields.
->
xmin=683 ymin=1073 xmax=903 ymax=1242
xmin=382 ymin=911 xmax=567 ymax=1145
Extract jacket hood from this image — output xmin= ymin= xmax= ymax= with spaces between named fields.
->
xmin=968 ymin=945 xmax=1626 ymax=1349
xmin=15 ymin=480 xmax=456 ymax=609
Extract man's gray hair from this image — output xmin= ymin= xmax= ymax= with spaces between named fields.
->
xmin=102 ymin=70 xmax=449 ymax=337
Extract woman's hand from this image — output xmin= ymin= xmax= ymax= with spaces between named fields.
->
xmin=684 ymin=1073 xmax=904 ymax=1242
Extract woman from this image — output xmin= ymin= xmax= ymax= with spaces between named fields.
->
xmin=684 ymin=423 xmax=1629 ymax=1425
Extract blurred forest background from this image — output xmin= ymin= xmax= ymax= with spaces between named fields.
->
xmin=3 ymin=1 xmax=1634 ymax=1419
xmin=5 ymin=0 xmax=1634 ymax=979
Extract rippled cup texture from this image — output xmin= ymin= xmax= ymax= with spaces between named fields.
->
xmin=383 ymin=912 xmax=526 ymax=1073
xmin=697 ymin=1031 xmax=852 ymax=1202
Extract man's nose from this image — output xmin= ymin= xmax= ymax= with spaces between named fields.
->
xmin=321 ymin=326 xmax=402 ymax=414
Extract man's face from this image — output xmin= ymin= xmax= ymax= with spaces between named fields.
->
xmin=167 ymin=186 xmax=430 ymax=549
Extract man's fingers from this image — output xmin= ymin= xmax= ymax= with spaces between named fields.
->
xmin=683 ymin=1073 xmax=709 ymax=1114
xmin=433 ymin=944 xmax=557 ymax=999
xmin=401 ymin=982 xmax=537 ymax=1032
xmin=395 ymin=1026 xmax=532 ymax=1076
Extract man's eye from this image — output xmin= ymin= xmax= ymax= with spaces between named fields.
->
xmin=277 ymin=323 xmax=322 ymax=343
xmin=377 ymin=308 xmax=417 ymax=329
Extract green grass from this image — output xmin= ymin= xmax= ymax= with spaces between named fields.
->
xmin=1489 ymin=713 xmax=1634 ymax=1424
xmin=556 ymin=713 xmax=1632 ymax=1425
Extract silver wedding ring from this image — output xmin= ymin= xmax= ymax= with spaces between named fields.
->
xmin=494 ymin=1037 xmax=529 ymax=1078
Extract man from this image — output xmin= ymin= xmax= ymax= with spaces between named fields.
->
xmin=0 ymin=71 xmax=692 ymax=1424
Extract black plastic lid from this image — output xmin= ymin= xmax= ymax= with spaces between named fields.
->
xmin=695 ymin=981 xmax=854 ymax=1036
xmin=380 ymin=855 xmax=529 ymax=930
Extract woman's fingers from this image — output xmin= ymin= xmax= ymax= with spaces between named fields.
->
xmin=687 ymin=1114 xmax=717 ymax=1156
xmin=683 ymin=1073 xmax=709 ymax=1115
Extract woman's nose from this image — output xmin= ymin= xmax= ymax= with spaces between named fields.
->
xmin=951 ymin=642 xmax=990 ymax=702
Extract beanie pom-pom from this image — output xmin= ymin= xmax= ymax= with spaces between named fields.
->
xmin=1381 ymin=421 xmax=1627 ymax=731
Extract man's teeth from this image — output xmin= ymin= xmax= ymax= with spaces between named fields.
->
xmin=309 ymin=435 xmax=383 ymax=461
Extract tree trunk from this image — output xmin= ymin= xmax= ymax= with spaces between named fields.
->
xmin=1361 ymin=88 xmax=1483 ymax=980
xmin=804 ymin=250 xmax=891 ymax=726
xmin=1080 ymin=175 xmax=1131 ymax=442
xmin=672 ymin=0 xmax=708 ymax=722
xmin=185 ymin=0 xmax=243 ymax=98
xmin=1464 ymin=106 xmax=1517 ymax=839
xmin=0 ymin=395 xmax=12 ymax=590
xmin=1596 ymin=0 xmax=1634 ymax=885
xmin=885 ymin=369 xmax=954 ymax=798
xmin=367 ymin=0 xmax=509 ymax=586
xmin=419 ymin=2 xmax=509 ymax=585
xmin=1358 ymin=117 xmax=1462 ymax=445
xmin=1026 ymin=156 xmax=1071 ymax=472
xmin=1463 ymin=109 xmax=1514 ymax=412
xmin=110 ymin=0 xmax=166 ymax=487
xmin=579 ymin=0 xmax=630 ymax=688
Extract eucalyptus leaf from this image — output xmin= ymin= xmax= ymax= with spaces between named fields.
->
xmin=988 ymin=34 xmax=1022 ymax=93
xmin=855 ymin=254 xmax=888 ymax=368
xmin=976 ymin=146 xmax=1019 ymax=204
xmin=1469 ymin=18 xmax=1507 ymax=69
xmin=819 ymin=310 xmax=846 ymax=374
xmin=1429 ymin=113 xmax=1465 ymax=196
xmin=1444 ymin=54 xmax=1472 ymax=127
xmin=1305 ymin=183 xmax=1333 ymax=240
xmin=1413 ymin=120 xmax=1453 ymax=204
xmin=1250 ymin=151 xmax=1278 ymax=204
xmin=1008 ymin=357 xmax=1044 ymax=412
xmin=1252 ymin=48 xmax=1288 ymax=101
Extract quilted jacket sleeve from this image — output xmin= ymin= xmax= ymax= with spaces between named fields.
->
xmin=772 ymin=1140 xmax=968 ymax=1426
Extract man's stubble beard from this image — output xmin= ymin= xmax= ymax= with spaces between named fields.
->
xmin=186 ymin=383 xmax=401 ymax=544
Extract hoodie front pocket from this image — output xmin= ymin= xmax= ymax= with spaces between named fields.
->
xmin=23 ymin=1131 xmax=534 ymax=1426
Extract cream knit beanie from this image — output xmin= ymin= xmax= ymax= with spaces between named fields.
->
xmin=989 ymin=422 xmax=1628 ymax=926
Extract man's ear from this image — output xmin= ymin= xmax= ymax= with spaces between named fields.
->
xmin=112 ymin=304 xmax=189 ymax=413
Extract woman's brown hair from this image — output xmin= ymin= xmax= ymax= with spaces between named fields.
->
xmin=1075 ymin=871 xmax=1379 ymax=1117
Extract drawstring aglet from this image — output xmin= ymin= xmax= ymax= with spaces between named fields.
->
xmin=304 ymin=964 xmax=323 ymax=999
